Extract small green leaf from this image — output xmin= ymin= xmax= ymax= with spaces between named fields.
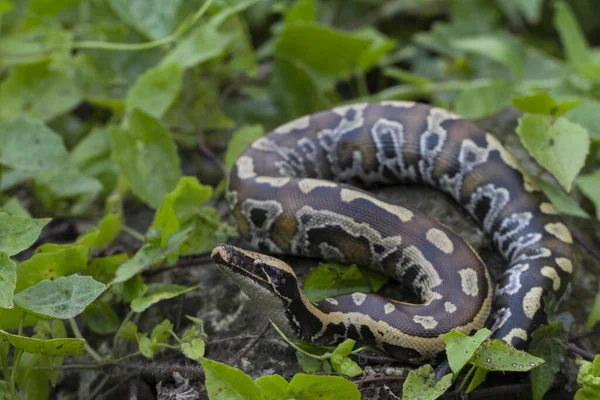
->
xmin=553 ymin=1 xmax=590 ymax=69
xmin=108 ymin=110 xmax=181 ymax=209
xmin=577 ymin=171 xmax=600 ymax=219
xmin=224 ymin=125 xmax=265 ymax=171
xmin=77 ymin=212 xmax=122 ymax=250
xmin=199 ymin=357 xmax=262 ymax=400
xmin=516 ymin=114 xmax=589 ymax=191
xmin=0 ymin=61 xmax=82 ymax=121
xmin=455 ymin=81 xmax=513 ymax=118
xmin=466 ymin=367 xmax=488 ymax=394
xmin=130 ymin=283 xmax=198 ymax=313
xmin=0 ymin=214 xmax=49 ymax=256
xmin=118 ymin=322 xmax=139 ymax=344
xmin=511 ymin=93 xmax=556 ymax=115
xmin=295 ymin=351 xmax=331 ymax=374
xmin=536 ymin=179 xmax=589 ymax=219
xmin=443 ymin=328 xmax=490 ymax=374
xmin=0 ymin=252 xmax=16 ymax=309
xmin=529 ymin=323 xmax=568 ymax=400
xmin=471 ymin=339 xmax=544 ymax=371
xmin=151 ymin=319 xmax=173 ymax=347
xmin=584 ymin=292 xmax=600 ymax=331
xmin=256 ymin=374 xmax=289 ymax=400
xmin=575 ymin=356 xmax=600 ymax=400
xmin=304 ymin=263 xmax=388 ymax=303
xmin=287 ymin=374 xmax=360 ymax=400
xmin=14 ymin=275 xmax=107 ymax=319
xmin=181 ymin=339 xmax=205 ymax=362
xmin=139 ymin=336 xmax=154 ymax=359
xmin=402 ymin=365 xmax=453 ymax=400
xmin=0 ymin=328 xmax=85 ymax=356
xmin=163 ymin=24 xmax=233 ymax=69
xmin=566 ymin=100 xmax=600 ymax=141
xmin=126 ymin=63 xmax=182 ymax=119
xmin=330 ymin=339 xmax=362 ymax=377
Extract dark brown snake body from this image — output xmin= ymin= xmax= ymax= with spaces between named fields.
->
xmin=211 ymin=101 xmax=573 ymax=363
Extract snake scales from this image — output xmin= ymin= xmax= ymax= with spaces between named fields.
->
xmin=211 ymin=101 xmax=574 ymax=363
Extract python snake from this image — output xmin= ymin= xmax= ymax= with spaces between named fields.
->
xmin=211 ymin=101 xmax=574 ymax=363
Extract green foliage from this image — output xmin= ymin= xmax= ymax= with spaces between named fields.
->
xmin=575 ymin=356 xmax=600 ymax=400
xmin=529 ymin=323 xmax=569 ymax=400
xmin=402 ymin=364 xmax=453 ymax=400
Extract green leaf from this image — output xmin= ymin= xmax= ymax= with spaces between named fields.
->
xmin=118 ymin=322 xmax=139 ymax=344
xmin=287 ymin=374 xmax=360 ymax=400
xmin=0 ymin=61 xmax=82 ymax=121
xmin=575 ymin=356 xmax=600 ymax=400
xmin=443 ymin=328 xmax=490 ymax=374
xmin=351 ymin=27 xmax=396 ymax=72
xmin=0 ymin=253 xmax=16 ymax=309
xmin=577 ymin=171 xmax=600 ymax=219
xmin=139 ymin=336 xmax=154 ymax=359
xmin=566 ymin=100 xmax=600 ymax=141
xmin=82 ymin=301 xmax=121 ymax=335
xmin=1 ymin=197 xmax=30 ymax=218
xmin=77 ymin=212 xmax=122 ymax=250
xmin=553 ymin=1 xmax=590 ymax=68
xmin=466 ymin=367 xmax=488 ymax=394
xmin=452 ymin=35 xmax=525 ymax=78
xmin=516 ymin=0 xmax=544 ymax=24
xmin=109 ymin=110 xmax=181 ymax=208
xmin=0 ymin=27 xmax=71 ymax=68
xmin=199 ymin=357 xmax=262 ymax=400
xmin=130 ymin=283 xmax=199 ymax=313
xmin=295 ymin=351 xmax=332 ymax=374
xmin=304 ymin=263 xmax=388 ymax=303
xmin=0 ymin=118 xmax=72 ymax=176
xmin=107 ymin=0 xmax=182 ymax=40
xmin=584 ymin=292 xmax=600 ymax=331
xmin=536 ymin=179 xmax=589 ymax=219
xmin=286 ymin=0 xmax=315 ymax=23
xmin=471 ymin=339 xmax=544 ymax=371
xmin=151 ymin=319 xmax=173 ymax=346
xmin=126 ymin=63 xmax=182 ymax=119
xmin=402 ymin=365 xmax=453 ymax=400
xmin=455 ymin=81 xmax=513 ymax=119
xmin=162 ymin=24 xmax=233 ymax=69
xmin=111 ymin=228 xmax=190 ymax=284
xmin=529 ymin=323 xmax=568 ymax=400
xmin=516 ymin=114 xmax=589 ymax=191
xmin=181 ymin=339 xmax=205 ymax=362
xmin=224 ymin=125 xmax=265 ymax=171
xmin=0 ymin=328 xmax=84 ymax=356
xmin=0 ymin=214 xmax=49 ymax=256
xmin=256 ymin=374 xmax=289 ymax=400
xmin=14 ymin=352 xmax=49 ymax=400
xmin=275 ymin=22 xmax=372 ymax=87
xmin=511 ymin=93 xmax=556 ymax=115
xmin=14 ymin=275 xmax=107 ymax=319
xmin=330 ymin=339 xmax=363 ymax=377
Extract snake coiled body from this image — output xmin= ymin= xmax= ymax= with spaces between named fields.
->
xmin=216 ymin=101 xmax=574 ymax=363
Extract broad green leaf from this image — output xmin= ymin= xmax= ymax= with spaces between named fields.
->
xmin=517 ymin=0 xmax=544 ymax=24
xmin=452 ymin=35 xmax=525 ymax=78
xmin=577 ymin=171 xmax=600 ymax=219
xmin=304 ymin=263 xmax=388 ymax=303
xmin=466 ymin=367 xmax=487 ymax=394
xmin=181 ymin=339 xmax=205 ymax=362
xmin=111 ymin=228 xmax=190 ymax=284
xmin=0 ymin=27 xmax=72 ymax=68
xmin=553 ymin=1 xmax=590 ymax=68
xmin=511 ymin=93 xmax=556 ymax=115
xmin=199 ymin=357 xmax=262 ymax=400
xmin=107 ymin=0 xmax=182 ymax=40
xmin=516 ymin=115 xmax=589 ymax=191
xmin=455 ymin=81 xmax=513 ymax=118
xmin=256 ymin=374 xmax=289 ymax=400
xmin=0 ymin=252 xmax=16 ymax=309
xmin=0 ymin=118 xmax=71 ymax=175
xmin=585 ymin=292 xmax=600 ymax=331
xmin=529 ymin=323 xmax=568 ymax=400
xmin=566 ymin=100 xmax=600 ymax=141
xmin=1 ymin=197 xmax=30 ymax=218
xmin=402 ymin=365 xmax=453 ymax=400
xmin=471 ymin=339 xmax=544 ymax=371
xmin=286 ymin=0 xmax=315 ymax=23
xmin=28 ymin=0 xmax=80 ymax=16
xmin=77 ymin=212 xmax=122 ymax=250
xmin=14 ymin=275 xmax=107 ymax=319
xmin=82 ymin=301 xmax=121 ymax=335
xmin=575 ymin=356 xmax=600 ymax=400
xmin=15 ymin=352 xmax=49 ymax=400
xmin=109 ymin=110 xmax=181 ymax=209
xmin=536 ymin=179 xmax=589 ymax=219
xmin=0 ymin=61 xmax=82 ymax=121
xmin=287 ymin=374 xmax=360 ymax=400
xmin=126 ymin=63 xmax=182 ymax=118
xmin=330 ymin=339 xmax=362 ymax=377
xmin=352 ymin=27 xmax=396 ymax=72
xmin=162 ymin=24 xmax=233 ymax=69
xmin=0 ymin=328 xmax=84 ymax=356
xmin=0 ymin=214 xmax=49 ymax=257
xmin=130 ymin=283 xmax=199 ymax=313
xmin=443 ymin=328 xmax=490 ymax=374
xmin=224 ymin=125 xmax=265 ymax=171
xmin=275 ymin=23 xmax=372 ymax=87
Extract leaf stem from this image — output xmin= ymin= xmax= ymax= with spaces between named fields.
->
xmin=86 ymin=373 xmax=110 ymax=400
xmin=456 ymin=365 xmax=476 ymax=393
xmin=68 ymin=318 xmax=103 ymax=363
xmin=112 ymin=309 xmax=135 ymax=357
xmin=122 ymin=225 xmax=146 ymax=243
